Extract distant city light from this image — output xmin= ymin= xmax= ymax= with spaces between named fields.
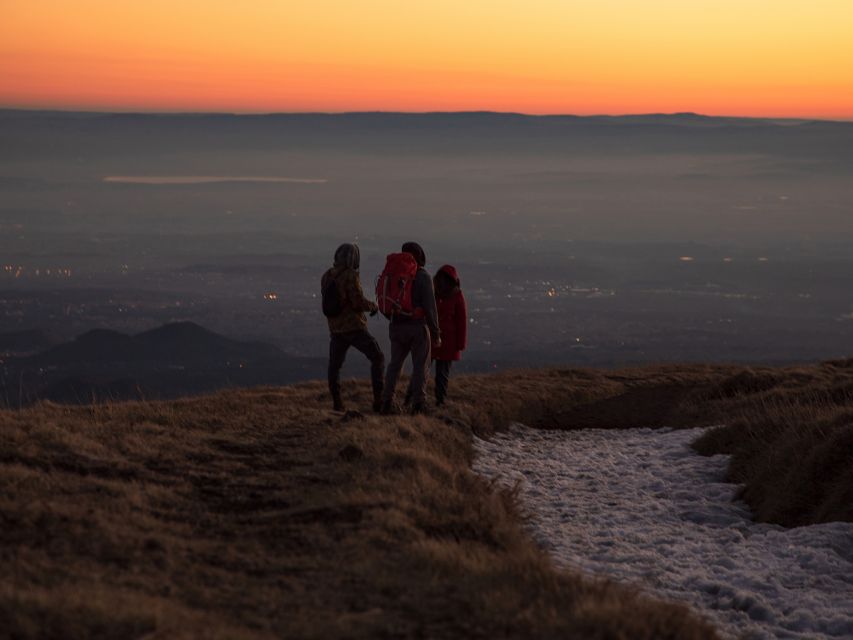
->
xmin=679 ymin=256 xmax=695 ymax=262
xmin=2 ymin=265 xmax=72 ymax=278
xmin=264 ymin=292 xmax=279 ymax=301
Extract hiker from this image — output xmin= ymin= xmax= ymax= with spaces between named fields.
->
xmin=378 ymin=242 xmax=440 ymax=414
xmin=431 ymin=265 xmax=468 ymax=406
xmin=321 ymin=243 xmax=384 ymax=412
xmin=404 ymin=264 xmax=468 ymax=407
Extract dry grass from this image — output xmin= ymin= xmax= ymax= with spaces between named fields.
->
xmin=691 ymin=360 xmax=853 ymax=527
xmin=1 ymin=376 xmax=721 ymax=639
xmin=4 ymin=359 xmax=851 ymax=638
xmin=448 ymin=361 xmax=853 ymax=528
xmin=442 ymin=363 xmax=740 ymax=436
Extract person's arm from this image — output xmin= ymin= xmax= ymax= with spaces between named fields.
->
xmin=456 ymin=291 xmax=468 ymax=351
xmin=419 ymin=271 xmax=441 ymax=340
xmin=343 ymin=270 xmax=377 ymax=313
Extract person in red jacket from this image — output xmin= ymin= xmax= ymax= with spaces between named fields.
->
xmin=431 ymin=264 xmax=468 ymax=406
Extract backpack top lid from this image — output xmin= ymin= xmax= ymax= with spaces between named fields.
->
xmin=384 ymin=252 xmax=418 ymax=269
xmin=376 ymin=252 xmax=418 ymax=317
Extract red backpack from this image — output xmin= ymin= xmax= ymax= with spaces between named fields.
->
xmin=376 ymin=253 xmax=418 ymax=318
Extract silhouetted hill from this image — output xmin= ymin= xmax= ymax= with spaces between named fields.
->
xmin=1 ymin=322 xmax=322 ymax=407
xmin=134 ymin=322 xmax=278 ymax=362
xmin=40 ymin=328 xmax=135 ymax=364
xmin=0 ymin=329 xmax=59 ymax=356
xmin=35 ymin=321 xmax=282 ymax=366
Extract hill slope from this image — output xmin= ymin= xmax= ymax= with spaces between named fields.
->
xmin=1 ymin=370 xmax=724 ymax=639
xmin=2 ymin=362 xmax=851 ymax=638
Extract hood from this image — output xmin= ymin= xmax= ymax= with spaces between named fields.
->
xmin=333 ymin=243 xmax=360 ymax=270
xmin=437 ymin=264 xmax=460 ymax=285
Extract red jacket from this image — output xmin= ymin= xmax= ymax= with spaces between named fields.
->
xmin=432 ymin=265 xmax=468 ymax=361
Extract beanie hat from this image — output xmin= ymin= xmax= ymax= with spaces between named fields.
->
xmin=401 ymin=241 xmax=426 ymax=267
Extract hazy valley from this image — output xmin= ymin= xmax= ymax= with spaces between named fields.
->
xmin=2 ymin=110 xmax=852 ymax=389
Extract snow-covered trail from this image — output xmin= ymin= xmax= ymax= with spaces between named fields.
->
xmin=473 ymin=426 xmax=853 ymax=640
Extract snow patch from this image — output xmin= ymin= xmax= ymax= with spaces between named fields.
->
xmin=473 ymin=425 xmax=853 ymax=640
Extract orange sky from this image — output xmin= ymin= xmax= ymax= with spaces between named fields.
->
xmin=1 ymin=1 xmax=852 ymax=118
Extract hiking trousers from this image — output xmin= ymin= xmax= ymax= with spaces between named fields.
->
xmin=328 ymin=329 xmax=384 ymax=404
xmin=383 ymin=322 xmax=431 ymax=408
xmin=434 ymin=359 xmax=452 ymax=405
xmin=404 ymin=359 xmax=453 ymax=406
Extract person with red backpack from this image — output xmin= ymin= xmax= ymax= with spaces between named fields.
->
xmin=377 ymin=242 xmax=440 ymax=415
xmin=321 ymin=243 xmax=384 ymax=412
xmin=431 ymin=265 xmax=468 ymax=406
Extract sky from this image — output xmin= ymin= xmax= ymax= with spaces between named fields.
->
xmin=1 ymin=1 xmax=852 ymax=118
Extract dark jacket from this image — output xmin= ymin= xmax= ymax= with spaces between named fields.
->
xmin=392 ymin=267 xmax=440 ymax=340
xmin=432 ymin=265 xmax=467 ymax=361
xmin=321 ymin=265 xmax=375 ymax=334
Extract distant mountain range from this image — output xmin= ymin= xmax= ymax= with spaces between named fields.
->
xmin=3 ymin=109 xmax=851 ymax=160
xmin=0 ymin=321 xmax=324 ymax=407
xmin=0 ymin=108 xmax=834 ymax=125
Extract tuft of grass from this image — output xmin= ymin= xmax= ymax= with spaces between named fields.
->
xmin=1 ymin=377 xmax=720 ymax=639
xmin=449 ymin=361 xmax=853 ymax=528
xmin=691 ymin=362 xmax=853 ymax=526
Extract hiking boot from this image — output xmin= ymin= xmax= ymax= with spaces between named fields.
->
xmin=332 ymin=395 xmax=346 ymax=412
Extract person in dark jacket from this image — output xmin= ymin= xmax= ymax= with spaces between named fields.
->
xmin=431 ymin=264 xmax=468 ymax=405
xmin=321 ymin=243 xmax=384 ymax=412
xmin=380 ymin=241 xmax=440 ymax=415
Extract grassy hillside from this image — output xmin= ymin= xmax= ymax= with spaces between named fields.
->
xmin=690 ymin=360 xmax=853 ymax=526
xmin=454 ymin=362 xmax=853 ymax=528
xmin=476 ymin=361 xmax=853 ymax=527
xmin=2 ymin=361 xmax=851 ymax=638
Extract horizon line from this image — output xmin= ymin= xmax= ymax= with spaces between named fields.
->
xmin=2 ymin=105 xmax=851 ymax=124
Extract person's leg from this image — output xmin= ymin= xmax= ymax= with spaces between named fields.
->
xmin=435 ymin=359 xmax=452 ymax=406
xmin=403 ymin=370 xmax=414 ymax=407
xmin=381 ymin=324 xmax=412 ymax=412
xmin=350 ymin=330 xmax=385 ymax=411
xmin=409 ymin=325 xmax=432 ymax=412
xmin=327 ymin=333 xmax=350 ymax=410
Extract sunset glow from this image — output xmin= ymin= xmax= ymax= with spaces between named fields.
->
xmin=2 ymin=1 xmax=852 ymax=117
